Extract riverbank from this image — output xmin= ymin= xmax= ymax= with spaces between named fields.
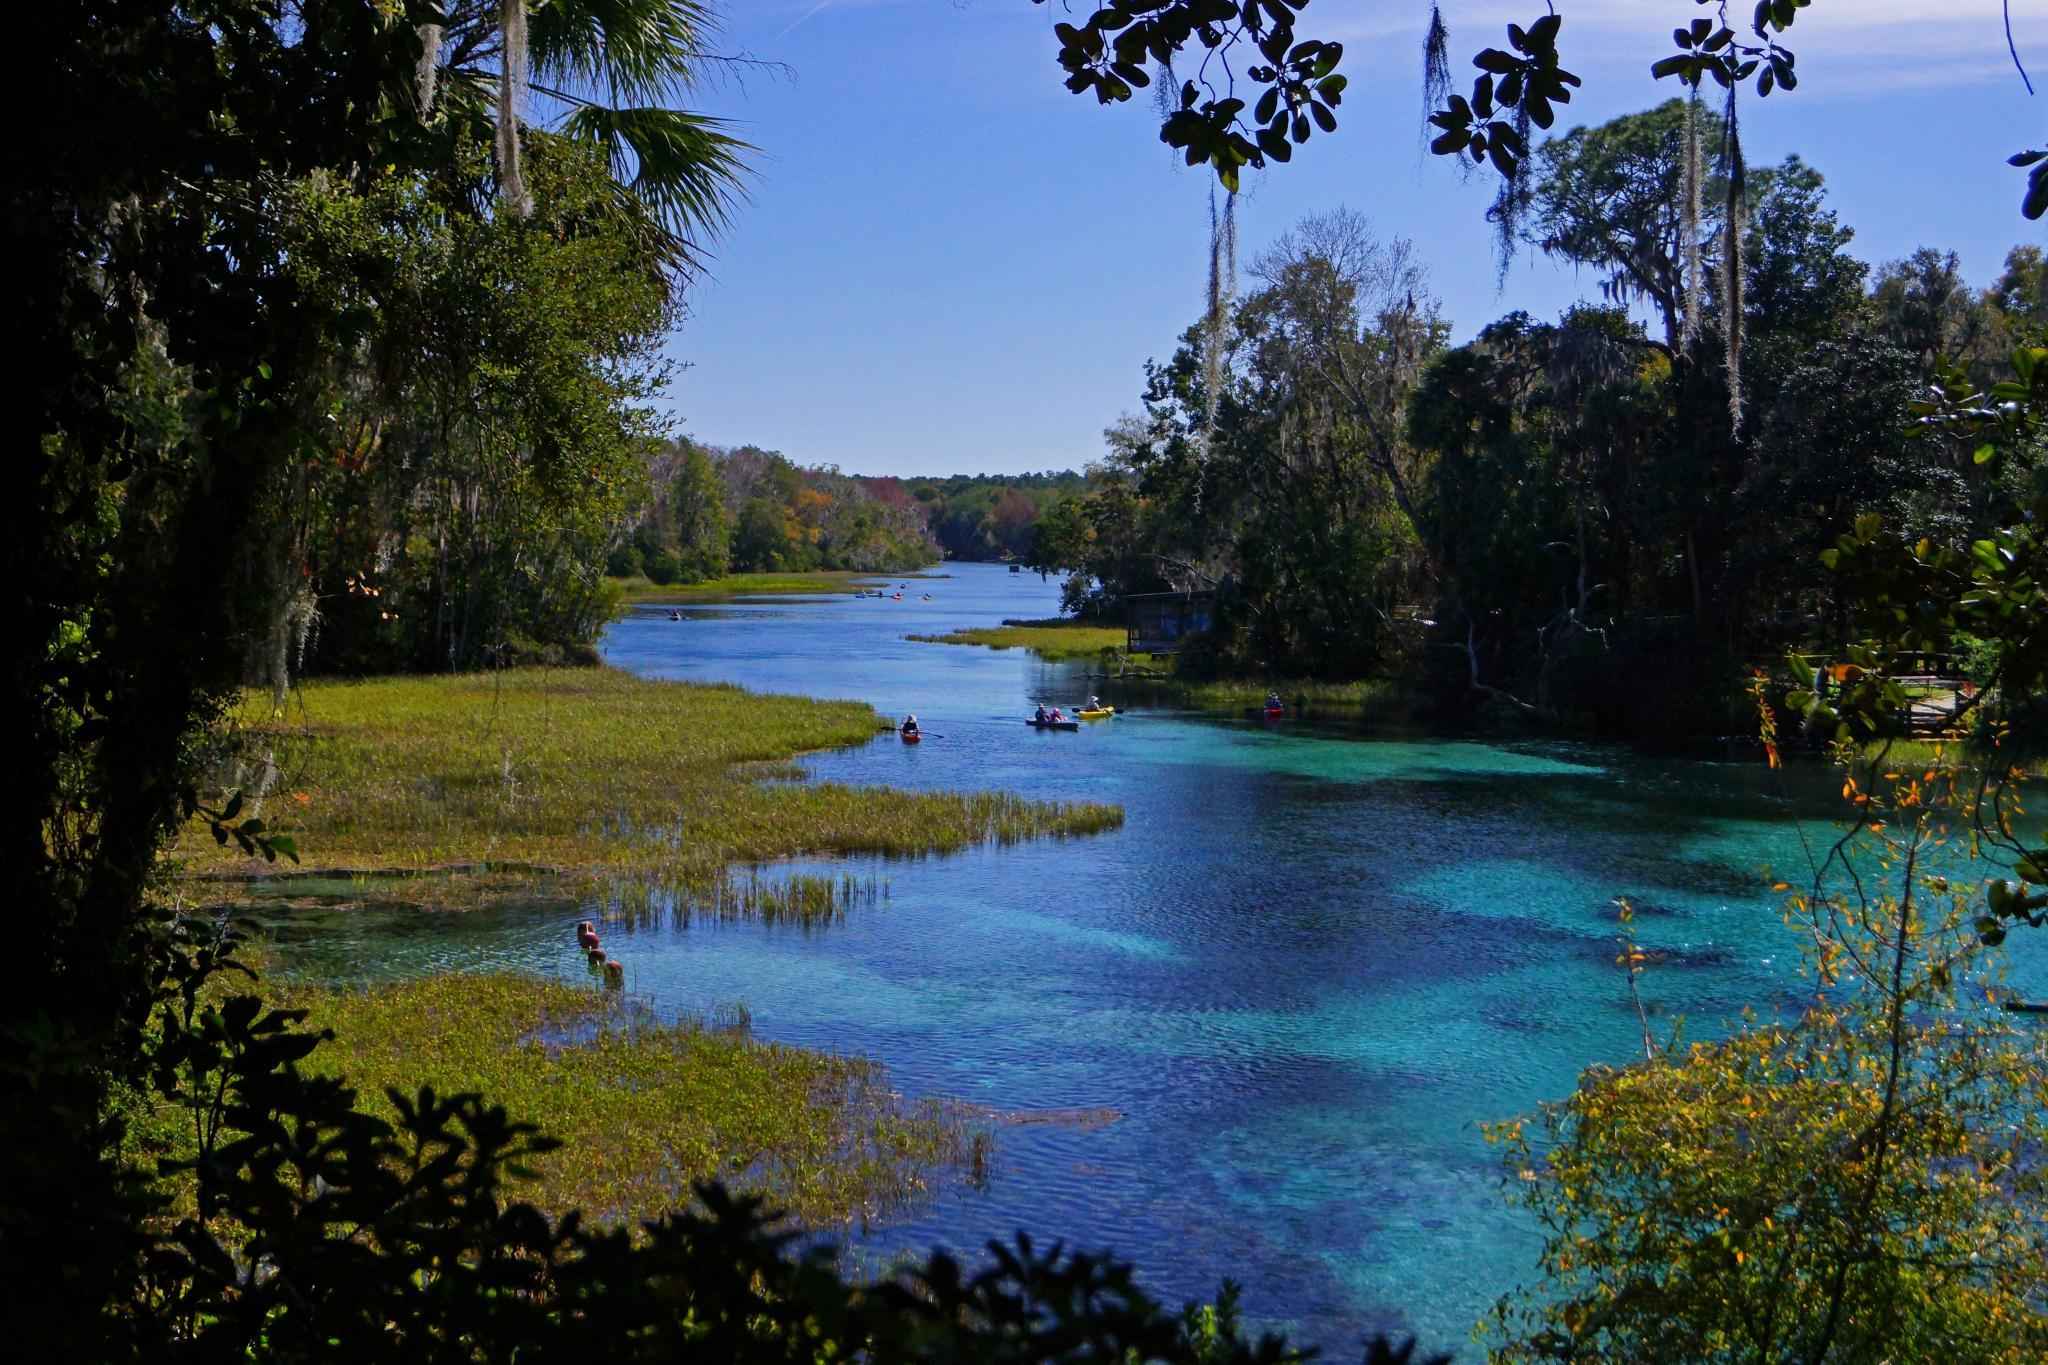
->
xmin=181 ymin=668 xmax=1121 ymax=895
xmin=613 ymin=570 xmax=916 ymax=602
xmin=905 ymin=618 xmax=1425 ymax=723
xmin=1162 ymin=675 xmax=1419 ymax=717
xmin=908 ymin=617 xmax=1124 ymax=660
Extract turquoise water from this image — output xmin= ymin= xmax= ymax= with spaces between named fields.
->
xmin=259 ymin=564 xmax=2048 ymax=1357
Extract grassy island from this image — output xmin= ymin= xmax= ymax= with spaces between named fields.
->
xmin=909 ymin=617 xmax=1124 ymax=660
xmin=613 ymin=570 xmax=906 ymax=601
xmin=183 ymin=668 xmax=1121 ymax=891
xmin=284 ymin=973 xmax=978 ymax=1228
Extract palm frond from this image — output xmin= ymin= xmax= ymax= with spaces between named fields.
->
xmin=559 ymin=103 xmax=751 ymax=243
xmin=530 ymin=0 xmax=719 ymax=105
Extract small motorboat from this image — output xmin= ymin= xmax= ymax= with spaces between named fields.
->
xmin=1025 ymin=718 xmax=1081 ymax=731
xmin=1077 ymin=706 xmax=1116 ymax=719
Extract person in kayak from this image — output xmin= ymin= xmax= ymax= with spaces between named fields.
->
xmin=1266 ymin=690 xmax=1283 ymax=711
xmin=1033 ymin=704 xmax=1049 ymax=724
xmin=1086 ymin=695 xmax=1104 ymax=712
xmin=1048 ymin=706 xmax=1066 ymax=723
xmin=901 ymin=714 xmax=919 ymax=738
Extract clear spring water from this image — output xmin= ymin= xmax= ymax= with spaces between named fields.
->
xmin=258 ymin=563 xmax=2048 ymax=1357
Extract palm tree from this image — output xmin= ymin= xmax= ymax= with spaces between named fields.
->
xmin=415 ymin=0 xmax=753 ymax=272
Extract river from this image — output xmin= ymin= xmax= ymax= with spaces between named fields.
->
xmin=261 ymin=561 xmax=2044 ymax=1356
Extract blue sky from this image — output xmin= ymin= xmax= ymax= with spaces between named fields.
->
xmin=661 ymin=1 xmax=2046 ymax=477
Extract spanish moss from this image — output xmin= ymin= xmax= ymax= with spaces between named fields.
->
xmin=1153 ymin=55 xmax=1178 ymax=126
xmin=1681 ymin=89 xmax=1704 ymax=350
xmin=1719 ymin=83 xmax=1746 ymax=436
xmin=1202 ymin=186 xmax=1237 ymax=442
xmin=1422 ymin=4 xmax=1453 ymax=137
xmin=417 ymin=15 xmax=443 ymax=118
xmin=1488 ymin=98 xmax=1534 ymax=287
xmin=497 ymin=0 xmax=532 ymax=216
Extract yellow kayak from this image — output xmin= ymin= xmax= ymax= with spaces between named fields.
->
xmin=1077 ymin=707 xmax=1116 ymax=719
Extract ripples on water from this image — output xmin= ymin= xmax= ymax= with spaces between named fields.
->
xmin=254 ymin=564 xmax=2048 ymax=1355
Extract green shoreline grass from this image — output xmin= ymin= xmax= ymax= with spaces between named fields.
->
xmin=1165 ymin=676 xmax=1413 ymax=711
xmin=613 ymin=570 xmax=911 ymax=602
xmin=909 ymin=617 xmax=1125 ymax=660
xmin=904 ymin=620 xmax=1419 ymax=721
xmin=182 ymin=667 xmax=1121 ymax=888
xmin=164 ymin=666 xmax=1119 ymax=1231
xmin=280 ymin=973 xmax=979 ymax=1229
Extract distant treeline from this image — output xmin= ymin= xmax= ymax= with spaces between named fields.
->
xmin=895 ymin=470 xmax=1090 ymax=562
xmin=612 ymin=442 xmax=1088 ymax=583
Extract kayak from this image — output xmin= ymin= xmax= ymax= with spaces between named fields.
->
xmin=901 ymin=731 xmax=922 ymax=744
xmin=1025 ymin=719 xmax=1080 ymax=731
xmin=1077 ymin=707 xmax=1116 ymax=719
xmin=1264 ymin=707 xmax=1285 ymax=719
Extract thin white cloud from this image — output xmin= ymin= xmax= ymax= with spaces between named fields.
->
xmin=1333 ymin=1 xmax=2030 ymax=85
xmin=777 ymin=0 xmax=844 ymax=38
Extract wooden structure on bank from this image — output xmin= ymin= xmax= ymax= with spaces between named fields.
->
xmin=1816 ymin=653 xmax=1974 ymax=737
xmin=1125 ymin=589 xmax=1216 ymax=655
xmin=1101 ymin=589 xmax=1218 ymax=679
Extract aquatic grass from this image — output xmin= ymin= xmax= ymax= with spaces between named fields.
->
xmin=909 ymin=617 xmax=1125 ymax=660
xmin=601 ymin=868 xmax=887 ymax=930
xmin=178 ymin=668 xmax=1121 ymax=885
xmin=1164 ymin=676 xmax=1410 ymax=710
xmin=279 ymin=972 xmax=981 ymax=1229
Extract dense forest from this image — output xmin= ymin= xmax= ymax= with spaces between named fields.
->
xmin=901 ymin=470 xmax=1091 ymax=562
xmin=608 ymin=440 xmax=938 ymax=581
xmin=610 ymin=445 xmax=1088 ymax=584
xmin=1030 ymin=100 xmax=2048 ymax=740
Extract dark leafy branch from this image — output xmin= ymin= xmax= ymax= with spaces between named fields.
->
xmin=1042 ymin=2 xmax=2046 ymax=222
xmin=1035 ymin=0 xmax=1344 ymax=191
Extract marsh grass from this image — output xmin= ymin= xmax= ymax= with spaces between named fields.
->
xmin=273 ymin=973 xmax=982 ymax=1229
xmin=602 ymin=868 xmax=886 ymax=930
xmin=908 ymin=618 xmax=1124 ymax=660
xmin=179 ymin=669 xmax=1121 ymax=890
xmin=614 ymin=571 xmax=894 ymax=601
xmin=1129 ymin=676 xmax=1428 ymax=728
xmin=1165 ymin=676 xmax=1407 ymax=709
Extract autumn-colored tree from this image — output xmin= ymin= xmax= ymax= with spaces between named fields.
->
xmin=1487 ymin=746 xmax=2048 ymax=1360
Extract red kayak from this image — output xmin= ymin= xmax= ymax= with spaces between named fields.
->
xmin=901 ymin=730 xmax=922 ymax=743
xmin=1263 ymin=706 xmax=1285 ymax=720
